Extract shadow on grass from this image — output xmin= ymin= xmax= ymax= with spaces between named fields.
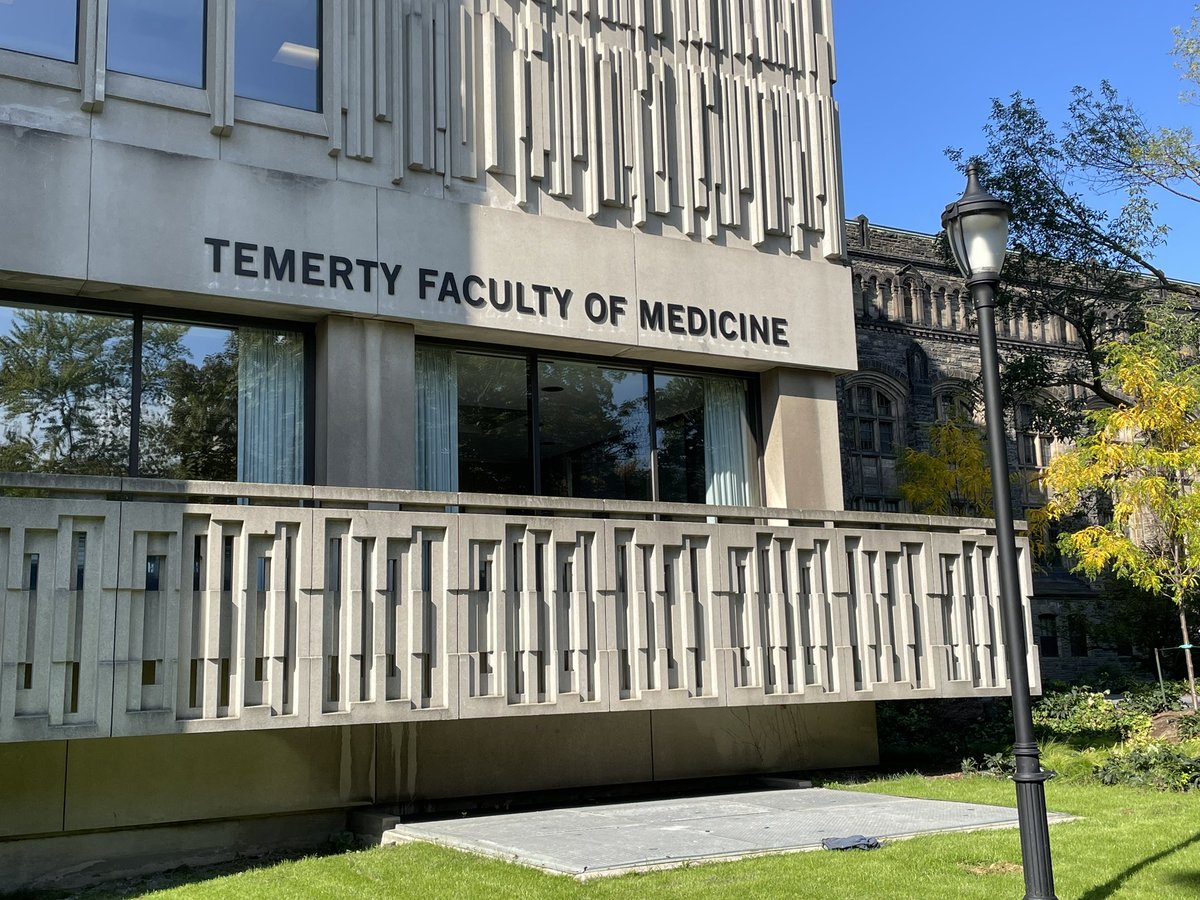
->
xmin=1080 ymin=831 xmax=1200 ymax=899
xmin=4 ymin=843 xmax=356 ymax=900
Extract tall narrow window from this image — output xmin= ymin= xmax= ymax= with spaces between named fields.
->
xmin=654 ymin=374 xmax=706 ymax=503
xmin=236 ymin=0 xmax=321 ymax=111
xmin=1037 ymin=614 xmax=1060 ymax=658
xmin=107 ymin=0 xmax=206 ymax=88
xmin=237 ymin=329 xmax=306 ymax=484
xmin=844 ymin=380 xmax=901 ymax=511
xmin=0 ymin=0 xmax=78 ymax=62
xmin=415 ymin=346 xmax=459 ymax=492
xmin=703 ymin=376 xmax=754 ymax=505
xmin=458 ymin=353 xmax=530 ymax=494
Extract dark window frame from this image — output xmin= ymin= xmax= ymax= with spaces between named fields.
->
xmin=419 ymin=337 xmax=761 ymax=504
xmin=0 ymin=288 xmax=315 ymax=484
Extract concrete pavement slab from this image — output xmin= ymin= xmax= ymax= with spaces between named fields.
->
xmin=383 ymin=787 xmax=1074 ymax=877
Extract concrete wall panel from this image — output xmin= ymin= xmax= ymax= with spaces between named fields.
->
xmin=62 ymin=726 xmax=375 ymax=830
xmin=0 ymin=740 xmax=66 ymax=838
xmin=0 ymin=125 xmax=91 ymax=286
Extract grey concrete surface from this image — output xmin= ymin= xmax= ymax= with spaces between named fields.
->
xmin=383 ymin=787 xmax=1074 ymax=877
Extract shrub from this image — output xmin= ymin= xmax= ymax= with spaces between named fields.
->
xmin=961 ymin=751 xmax=1015 ymax=778
xmin=1119 ymin=681 xmax=1190 ymax=715
xmin=1094 ymin=741 xmax=1200 ymax=791
xmin=1177 ymin=713 xmax=1200 ymax=741
xmin=1032 ymin=686 xmax=1150 ymax=743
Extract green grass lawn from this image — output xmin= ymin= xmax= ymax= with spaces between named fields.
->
xmin=130 ymin=775 xmax=1198 ymax=900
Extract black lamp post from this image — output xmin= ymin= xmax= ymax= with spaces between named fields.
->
xmin=942 ymin=164 xmax=1057 ymax=900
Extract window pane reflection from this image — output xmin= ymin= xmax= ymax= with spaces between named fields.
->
xmin=0 ymin=304 xmax=131 ymax=475
xmin=0 ymin=0 xmax=78 ymax=62
xmin=236 ymin=0 xmax=321 ymax=111
xmin=654 ymin=373 xmax=706 ymax=503
xmin=139 ymin=324 xmax=238 ymax=480
xmin=458 ymin=353 xmax=531 ymax=494
xmin=539 ymin=360 xmax=650 ymax=501
xmin=108 ymin=0 xmax=205 ymax=88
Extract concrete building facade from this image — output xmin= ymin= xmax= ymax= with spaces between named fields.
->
xmin=0 ymin=1 xmax=1040 ymax=887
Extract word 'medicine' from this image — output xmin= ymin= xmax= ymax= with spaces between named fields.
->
xmin=205 ymin=238 xmax=789 ymax=349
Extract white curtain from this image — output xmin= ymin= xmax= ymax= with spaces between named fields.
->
xmin=238 ymin=329 xmax=305 ymax=484
xmin=415 ymin=346 xmax=459 ymax=491
xmin=704 ymin=376 xmax=754 ymax=506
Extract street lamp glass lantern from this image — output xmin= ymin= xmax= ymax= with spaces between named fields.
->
xmin=941 ymin=164 xmax=1011 ymax=282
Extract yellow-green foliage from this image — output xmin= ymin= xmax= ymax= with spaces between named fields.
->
xmin=899 ymin=419 xmax=995 ymax=517
xmin=1043 ymin=315 xmax=1200 ymax=608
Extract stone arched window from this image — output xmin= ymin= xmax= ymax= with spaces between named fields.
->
xmin=933 ymin=381 xmax=976 ymax=422
xmin=843 ymin=375 xmax=905 ymax=512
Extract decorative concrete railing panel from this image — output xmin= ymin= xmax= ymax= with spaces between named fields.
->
xmin=0 ymin=476 xmax=1039 ymax=743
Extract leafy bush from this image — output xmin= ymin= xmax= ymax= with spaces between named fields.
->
xmin=1033 ymin=686 xmax=1150 ymax=742
xmin=1118 ymin=681 xmax=1189 ymax=715
xmin=1094 ymin=741 xmax=1200 ymax=791
xmin=1177 ymin=713 xmax=1200 ymax=741
xmin=961 ymin=751 xmax=1015 ymax=778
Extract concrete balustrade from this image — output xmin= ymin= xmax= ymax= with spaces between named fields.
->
xmin=0 ymin=473 xmax=1039 ymax=746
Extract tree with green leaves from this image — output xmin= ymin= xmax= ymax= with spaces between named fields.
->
xmin=899 ymin=418 xmax=995 ymax=518
xmin=1043 ymin=313 xmax=1200 ymax=709
xmin=951 ymin=7 xmax=1200 ymax=439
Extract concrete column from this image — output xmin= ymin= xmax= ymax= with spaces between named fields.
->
xmin=760 ymin=368 xmax=845 ymax=509
xmin=315 ymin=316 xmax=416 ymax=489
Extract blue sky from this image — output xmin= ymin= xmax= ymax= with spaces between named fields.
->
xmin=834 ymin=1 xmax=1200 ymax=282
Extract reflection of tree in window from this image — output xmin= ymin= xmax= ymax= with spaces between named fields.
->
xmin=0 ymin=307 xmax=303 ymax=483
xmin=140 ymin=328 xmax=239 ymax=481
xmin=654 ymin=374 xmax=705 ymax=503
xmin=0 ymin=308 xmax=144 ymax=476
xmin=457 ymin=353 xmax=531 ymax=494
xmin=846 ymin=383 xmax=900 ymax=512
xmin=538 ymin=360 xmax=650 ymax=501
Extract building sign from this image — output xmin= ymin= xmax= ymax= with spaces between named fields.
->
xmin=203 ymin=237 xmax=790 ymax=349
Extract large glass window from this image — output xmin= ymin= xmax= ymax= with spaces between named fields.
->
xmin=236 ymin=0 xmax=321 ymax=111
xmin=539 ymin=359 xmax=650 ymax=501
xmin=0 ymin=0 xmax=78 ymax=62
xmin=0 ymin=301 xmax=307 ymax=483
xmin=107 ymin=0 xmax=206 ymax=88
xmin=415 ymin=345 xmax=756 ymax=504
